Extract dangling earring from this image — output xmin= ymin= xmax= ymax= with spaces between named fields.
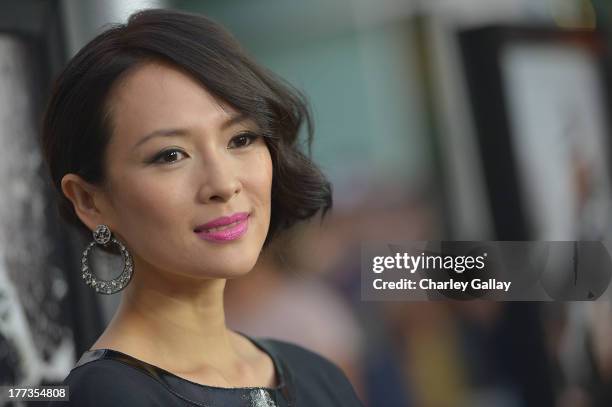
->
xmin=81 ymin=224 xmax=133 ymax=294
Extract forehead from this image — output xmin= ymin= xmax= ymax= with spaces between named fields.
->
xmin=106 ymin=61 xmax=239 ymax=139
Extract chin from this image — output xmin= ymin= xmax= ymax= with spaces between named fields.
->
xmin=203 ymin=254 xmax=259 ymax=278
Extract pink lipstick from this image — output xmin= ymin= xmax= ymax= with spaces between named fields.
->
xmin=194 ymin=212 xmax=249 ymax=242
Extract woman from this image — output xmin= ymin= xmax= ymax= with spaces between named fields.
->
xmin=42 ymin=8 xmax=364 ymax=406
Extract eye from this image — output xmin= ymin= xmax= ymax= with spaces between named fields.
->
xmin=228 ymin=132 xmax=260 ymax=149
xmin=151 ymin=148 xmax=188 ymax=165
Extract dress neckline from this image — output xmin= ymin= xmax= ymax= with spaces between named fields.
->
xmin=79 ymin=331 xmax=287 ymax=392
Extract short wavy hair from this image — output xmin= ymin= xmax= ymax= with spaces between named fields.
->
xmin=40 ymin=8 xmax=332 ymax=248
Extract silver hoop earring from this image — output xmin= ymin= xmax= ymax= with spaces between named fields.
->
xmin=81 ymin=225 xmax=134 ymax=294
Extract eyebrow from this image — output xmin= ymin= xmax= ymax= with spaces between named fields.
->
xmin=132 ymin=113 xmax=249 ymax=151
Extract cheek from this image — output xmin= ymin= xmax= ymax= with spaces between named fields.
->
xmin=247 ymin=147 xmax=273 ymax=204
xmin=111 ymin=173 xmax=190 ymax=234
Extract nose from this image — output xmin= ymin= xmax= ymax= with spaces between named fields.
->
xmin=196 ymin=155 xmax=242 ymax=203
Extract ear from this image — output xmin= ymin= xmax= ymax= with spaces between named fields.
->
xmin=61 ymin=173 xmax=115 ymax=232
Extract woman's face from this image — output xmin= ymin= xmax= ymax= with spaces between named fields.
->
xmin=96 ymin=62 xmax=272 ymax=281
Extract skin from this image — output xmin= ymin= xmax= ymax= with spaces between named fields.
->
xmin=61 ymin=61 xmax=276 ymax=388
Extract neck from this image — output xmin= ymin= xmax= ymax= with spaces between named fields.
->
xmin=95 ymin=257 xmax=244 ymax=373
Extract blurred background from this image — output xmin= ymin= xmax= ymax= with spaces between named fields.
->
xmin=1 ymin=0 xmax=612 ymax=406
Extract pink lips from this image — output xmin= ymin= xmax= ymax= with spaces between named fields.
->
xmin=194 ymin=212 xmax=249 ymax=242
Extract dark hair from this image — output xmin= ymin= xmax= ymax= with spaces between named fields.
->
xmin=41 ymin=8 xmax=332 ymax=248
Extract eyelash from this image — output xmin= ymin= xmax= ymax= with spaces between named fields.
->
xmin=151 ymin=132 xmax=261 ymax=165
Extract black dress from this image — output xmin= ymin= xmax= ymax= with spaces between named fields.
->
xmin=46 ymin=332 xmax=364 ymax=406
